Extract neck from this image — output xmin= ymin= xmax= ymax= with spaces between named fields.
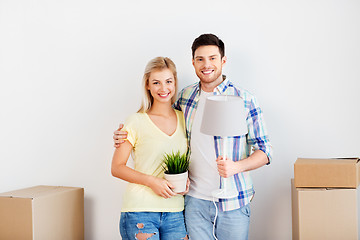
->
xmin=148 ymin=101 xmax=174 ymax=116
xmin=200 ymin=75 xmax=224 ymax=92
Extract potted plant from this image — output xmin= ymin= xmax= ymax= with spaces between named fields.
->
xmin=162 ymin=151 xmax=189 ymax=193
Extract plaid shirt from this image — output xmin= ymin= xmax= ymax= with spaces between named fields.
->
xmin=173 ymin=76 xmax=273 ymax=211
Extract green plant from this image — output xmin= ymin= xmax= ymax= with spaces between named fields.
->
xmin=163 ymin=151 xmax=189 ymax=174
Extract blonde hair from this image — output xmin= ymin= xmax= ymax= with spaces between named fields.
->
xmin=137 ymin=57 xmax=178 ymax=113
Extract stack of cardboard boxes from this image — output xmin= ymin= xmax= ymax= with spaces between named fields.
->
xmin=292 ymin=158 xmax=360 ymax=240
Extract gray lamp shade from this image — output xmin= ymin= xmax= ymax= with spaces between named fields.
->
xmin=200 ymin=95 xmax=248 ymax=137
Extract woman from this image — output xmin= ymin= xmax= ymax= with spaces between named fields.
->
xmin=111 ymin=57 xmax=188 ymax=240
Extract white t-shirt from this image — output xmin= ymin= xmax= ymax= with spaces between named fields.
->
xmin=187 ymin=90 xmax=220 ymax=201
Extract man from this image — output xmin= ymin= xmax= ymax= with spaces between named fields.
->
xmin=114 ymin=33 xmax=273 ymax=240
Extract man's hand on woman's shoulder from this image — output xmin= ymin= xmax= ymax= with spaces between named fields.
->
xmin=113 ymin=124 xmax=128 ymax=148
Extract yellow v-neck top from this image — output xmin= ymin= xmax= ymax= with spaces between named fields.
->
xmin=121 ymin=109 xmax=188 ymax=212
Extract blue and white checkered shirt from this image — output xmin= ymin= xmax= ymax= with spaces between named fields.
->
xmin=173 ymin=76 xmax=273 ymax=211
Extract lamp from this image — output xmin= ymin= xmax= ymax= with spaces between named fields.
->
xmin=200 ymin=95 xmax=248 ymax=199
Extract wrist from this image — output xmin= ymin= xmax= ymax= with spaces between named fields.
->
xmin=143 ymin=175 xmax=155 ymax=188
xmin=236 ymin=159 xmax=245 ymax=173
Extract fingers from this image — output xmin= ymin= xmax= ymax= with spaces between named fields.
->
xmin=113 ymin=135 xmax=126 ymax=148
xmin=166 ymin=182 xmax=176 ymax=196
xmin=217 ymin=159 xmax=225 ymax=168
xmin=113 ymin=124 xmax=127 ymax=148
xmin=152 ymin=179 xmax=176 ymax=199
xmin=217 ymin=164 xmax=225 ymax=177
xmin=218 ymin=169 xmax=230 ymax=178
xmin=113 ymin=138 xmax=126 ymax=143
xmin=161 ymin=185 xmax=176 ymax=199
xmin=167 ymin=181 xmax=175 ymax=190
xmin=216 ymin=156 xmax=229 ymax=164
xmin=217 ymin=158 xmax=231 ymax=178
xmin=114 ymin=123 xmax=127 ymax=139
xmin=218 ymin=169 xmax=228 ymax=178
xmin=163 ymin=190 xmax=175 ymax=198
xmin=178 ymin=178 xmax=190 ymax=195
xmin=113 ymin=131 xmax=127 ymax=139
xmin=218 ymin=166 xmax=233 ymax=178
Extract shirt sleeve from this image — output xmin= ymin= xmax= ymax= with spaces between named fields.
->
xmin=246 ymin=95 xmax=273 ymax=164
xmin=172 ymin=91 xmax=183 ymax=111
xmin=122 ymin=114 xmax=139 ymax=147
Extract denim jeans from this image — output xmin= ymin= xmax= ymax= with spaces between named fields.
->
xmin=120 ymin=211 xmax=188 ymax=240
xmin=184 ymin=195 xmax=250 ymax=240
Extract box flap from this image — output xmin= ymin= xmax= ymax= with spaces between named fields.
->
xmin=335 ymin=157 xmax=360 ymax=163
xmin=296 ymin=158 xmax=359 ymax=165
xmin=0 ymin=186 xmax=53 ymax=199
xmin=0 ymin=186 xmax=82 ymax=199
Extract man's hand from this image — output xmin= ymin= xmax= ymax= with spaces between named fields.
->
xmin=216 ymin=150 xmax=269 ymax=177
xmin=178 ymin=178 xmax=190 ymax=195
xmin=113 ymin=124 xmax=128 ymax=148
xmin=216 ymin=156 xmax=241 ymax=178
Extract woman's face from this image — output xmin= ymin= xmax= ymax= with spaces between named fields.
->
xmin=147 ymin=68 xmax=176 ymax=104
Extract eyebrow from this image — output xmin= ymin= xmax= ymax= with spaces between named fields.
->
xmin=150 ymin=77 xmax=173 ymax=82
xmin=195 ymin=54 xmax=218 ymax=59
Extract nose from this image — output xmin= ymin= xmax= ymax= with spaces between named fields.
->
xmin=160 ymin=83 xmax=167 ymax=91
xmin=203 ymin=59 xmax=211 ymax=68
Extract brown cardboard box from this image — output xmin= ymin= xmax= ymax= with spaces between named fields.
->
xmin=294 ymin=158 xmax=360 ymax=188
xmin=291 ymin=179 xmax=360 ymax=240
xmin=0 ymin=185 xmax=84 ymax=240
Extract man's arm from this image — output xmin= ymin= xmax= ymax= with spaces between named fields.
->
xmin=216 ymin=93 xmax=272 ymax=178
xmin=246 ymin=95 xmax=273 ymax=163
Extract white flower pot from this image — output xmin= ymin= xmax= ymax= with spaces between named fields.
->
xmin=164 ymin=171 xmax=188 ymax=193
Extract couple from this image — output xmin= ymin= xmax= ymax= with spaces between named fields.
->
xmin=111 ymin=33 xmax=273 ymax=240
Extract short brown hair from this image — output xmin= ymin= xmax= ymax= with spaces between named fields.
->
xmin=191 ymin=33 xmax=225 ymax=58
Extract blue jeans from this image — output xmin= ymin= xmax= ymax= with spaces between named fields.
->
xmin=120 ymin=212 xmax=188 ymax=240
xmin=184 ymin=195 xmax=250 ymax=240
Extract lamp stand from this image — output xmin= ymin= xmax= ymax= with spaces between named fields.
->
xmin=211 ymin=137 xmax=238 ymax=199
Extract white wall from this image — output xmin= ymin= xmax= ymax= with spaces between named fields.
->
xmin=1 ymin=0 xmax=359 ymax=239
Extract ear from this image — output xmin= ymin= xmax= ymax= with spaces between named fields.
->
xmin=192 ymin=58 xmax=195 ymax=67
xmin=221 ymin=56 xmax=227 ymax=66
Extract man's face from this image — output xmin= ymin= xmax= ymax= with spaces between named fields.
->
xmin=192 ymin=45 xmax=226 ymax=86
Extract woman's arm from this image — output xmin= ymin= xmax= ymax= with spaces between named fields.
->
xmin=111 ymin=141 xmax=176 ymax=199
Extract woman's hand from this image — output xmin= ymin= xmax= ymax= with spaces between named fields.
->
xmin=147 ymin=176 xmax=177 ymax=199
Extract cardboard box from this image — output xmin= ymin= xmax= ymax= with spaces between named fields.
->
xmin=291 ymin=179 xmax=360 ymax=240
xmin=0 ymin=185 xmax=84 ymax=240
xmin=294 ymin=158 xmax=360 ymax=188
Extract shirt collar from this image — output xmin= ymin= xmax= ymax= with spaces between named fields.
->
xmin=197 ymin=75 xmax=229 ymax=95
xmin=215 ymin=75 xmax=229 ymax=94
